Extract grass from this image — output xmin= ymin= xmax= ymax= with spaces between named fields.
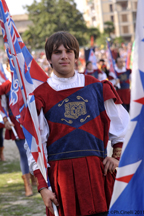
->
xmin=0 ymin=160 xmax=46 ymax=216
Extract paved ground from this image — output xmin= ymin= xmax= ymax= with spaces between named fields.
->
xmin=3 ymin=136 xmax=20 ymax=161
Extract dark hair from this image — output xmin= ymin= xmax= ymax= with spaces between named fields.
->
xmin=115 ymin=57 xmax=121 ymax=64
xmin=99 ymin=59 xmax=105 ymax=63
xmin=86 ymin=61 xmax=92 ymax=67
xmin=45 ymin=31 xmax=79 ymax=60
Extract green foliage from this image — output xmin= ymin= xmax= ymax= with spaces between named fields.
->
xmin=23 ymin=0 xmax=88 ymax=49
xmin=104 ymin=21 xmax=115 ymax=36
xmin=113 ymin=36 xmax=125 ymax=46
xmin=96 ymin=33 xmax=109 ymax=48
xmin=86 ymin=27 xmax=100 ymax=40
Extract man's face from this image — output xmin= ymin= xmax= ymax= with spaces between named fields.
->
xmin=116 ymin=58 xmax=124 ymax=69
xmin=48 ymin=44 xmax=76 ymax=78
xmin=86 ymin=62 xmax=93 ymax=71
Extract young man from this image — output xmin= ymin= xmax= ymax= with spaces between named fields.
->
xmin=109 ymin=57 xmax=131 ymax=112
xmin=25 ymin=31 xmax=129 ymax=216
xmin=98 ymin=59 xmax=109 ymax=78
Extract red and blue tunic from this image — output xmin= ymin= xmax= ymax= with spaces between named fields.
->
xmin=0 ymin=80 xmax=24 ymax=140
xmin=116 ymin=69 xmax=131 ymax=104
xmin=34 ymin=75 xmax=122 ymax=216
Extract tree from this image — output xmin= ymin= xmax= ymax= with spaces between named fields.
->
xmin=96 ymin=33 xmax=109 ymax=48
xmin=23 ymin=0 xmax=88 ymax=49
xmin=113 ymin=36 xmax=125 ymax=46
xmin=104 ymin=21 xmax=115 ymax=37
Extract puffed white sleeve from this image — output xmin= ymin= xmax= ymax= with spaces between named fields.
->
xmin=104 ymin=99 xmax=130 ymax=146
xmin=24 ymin=108 xmax=50 ymax=174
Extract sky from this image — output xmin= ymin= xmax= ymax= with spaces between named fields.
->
xmin=5 ymin=0 xmax=83 ymax=15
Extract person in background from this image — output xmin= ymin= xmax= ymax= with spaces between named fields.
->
xmin=98 ymin=59 xmax=109 ymax=78
xmin=0 ymin=79 xmax=37 ymax=196
xmin=109 ymin=57 xmax=131 ymax=112
xmin=84 ymin=60 xmax=107 ymax=81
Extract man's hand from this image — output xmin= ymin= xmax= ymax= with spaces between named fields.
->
xmin=103 ymin=156 xmax=119 ymax=176
xmin=4 ymin=120 xmax=14 ymax=130
xmin=40 ymin=188 xmax=59 ymax=215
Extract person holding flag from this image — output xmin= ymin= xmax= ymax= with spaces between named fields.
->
xmin=0 ymin=78 xmax=36 ymax=196
xmin=25 ymin=31 xmax=130 ymax=216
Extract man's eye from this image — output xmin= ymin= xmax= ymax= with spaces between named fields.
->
xmin=67 ymin=50 xmax=72 ymax=53
xmin=54 ymin=51 xmax=61 ymax=54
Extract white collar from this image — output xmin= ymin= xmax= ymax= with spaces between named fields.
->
xmin=115 ymin=66 xmax=126 ymax=73
xmin=51 ymin=71 xmax=77 ymax=85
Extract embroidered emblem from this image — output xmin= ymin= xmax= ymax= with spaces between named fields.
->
xmin=80 ymin=115 xmax=90 ymax=122
xmin=64 ymin=102 xmax=87 ymax=119
xmin=58 ymin=98 xmax=69 ymax=107
xmin=58 ymin=95 xmax=90 ymax=124
xmin=119 ymin=74 xmax=127 ymax=81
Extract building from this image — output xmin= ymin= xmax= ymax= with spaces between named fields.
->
xmin=0 ymin=14 xmax=32 ymax=47
xmin=83 ymin=0 xmax=138 ymax=41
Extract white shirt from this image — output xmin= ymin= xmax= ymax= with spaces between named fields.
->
xmin=25 ymin=71 xmax=130 ymax=173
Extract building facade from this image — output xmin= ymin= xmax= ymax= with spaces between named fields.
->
xmin=83 ymin=0 xmax=138 ymax=41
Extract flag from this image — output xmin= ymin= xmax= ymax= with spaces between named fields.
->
xmin=0 ymin=62 xmax=8 ymax=83
xmin=0 ymin=0 xmax=48 ymax=181
xmin=88 ymin=48 xmax=98 ymax=70
xmin=106 ymin=40 xmax=117 ymax=78
xmin=130 ymin=41 xmax=135 ymax=70
xmin=108 ymin=0 xmax=144 ymax=214
xmin=126 ymin=44 xmax=131 ymax=69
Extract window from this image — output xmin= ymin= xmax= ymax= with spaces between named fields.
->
xmin=132 ymin=12 xmax=137 ymax=22
xmin=92 ymin=17 xmax=96 ymax=21
xmin=121 ymin=14 xmax=127 ymax=22
xmin=91 ymin=4 xmax=95 ymax=11
xmin=119 ymin=2 xmax=128 ymax=11
xmin=123 ymin=26 xmax=129 ymax=34
xmin=111 ymin=15 xmax=114 ymax=22
xmin=109 ymin=4 xmax=113 ymax=12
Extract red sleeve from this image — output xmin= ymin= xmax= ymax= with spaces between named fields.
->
xmin=0 ymin=80 xmax=11 ymax=95
xmin=102 ymin=80 xmax=122 ymax=104
xmin=33 ymin=169 xmax=48 ymax=191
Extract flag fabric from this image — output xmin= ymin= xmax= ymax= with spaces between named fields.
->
xmin=126 ymin=46 xmax=131 ymax=69
xmin=130 ymin=41 xmax=135 ymax=70
xmin=0 ymin=63 xmax=8 ymax=119
xmin=88 ymin=48 xmax=98 ymax=70
xmin=0 ymin=0 xmax=48 ymax=181
xmin=0 ymin=62 xmax=8 ymax=83
xmin=107 ymin=40 xmax=117 ymax=78
xmin=108 ymin=0 xmax=144 ymax=214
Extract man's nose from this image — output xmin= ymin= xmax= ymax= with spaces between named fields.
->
xmin=61 ymin=51 xmax=67 ymax=59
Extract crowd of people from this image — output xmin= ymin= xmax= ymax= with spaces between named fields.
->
xmin=0 ymin=31 xmax=132 ymax=216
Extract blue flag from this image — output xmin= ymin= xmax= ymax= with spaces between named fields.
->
xmin=108 ymin=0 xmax=144 ymax=215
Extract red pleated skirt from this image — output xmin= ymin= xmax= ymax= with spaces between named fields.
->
xmin=46 ymin=156 xmax=116 ymax=216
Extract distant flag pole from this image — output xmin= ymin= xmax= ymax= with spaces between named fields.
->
xmin=108 ymin=0 xmax=144 ymax=214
